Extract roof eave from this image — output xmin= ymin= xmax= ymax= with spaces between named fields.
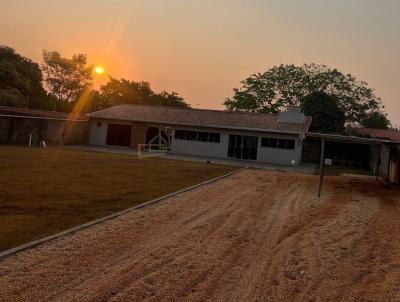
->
xmin=89 ymin=116 xmax=306 ymax=135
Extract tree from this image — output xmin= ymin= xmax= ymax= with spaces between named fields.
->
xmin=100 ymin=78 xmax=154 ymax=106
xmin=85 ymin=90 xmax=111 ymax=112
xmin=361 ymin=111 xmax=390 ymax=129
xmin=42 ymin=50 xmax=93 ymax=110
xmin=302 ymin=92 xmax=345 ymax=133
xmin=99 ymin=77 xmax=189 ymax=108
xmin=224 ymin=64 xmax=384 ymax=125
xmin=151 ymin=91 xmax=188 ymax=108
xmin=0 ymin=45 xmax=48 ymax=109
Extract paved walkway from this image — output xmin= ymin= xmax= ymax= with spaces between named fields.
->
xmin=64 ymin=145 xmax=316 ymax=174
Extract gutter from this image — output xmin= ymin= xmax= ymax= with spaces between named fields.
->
xmin=0 ymin=114 xmax=88 ymax=122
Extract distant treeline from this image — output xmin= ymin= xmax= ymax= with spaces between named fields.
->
xmin=0 ymin=45 xmax=189 ymax=113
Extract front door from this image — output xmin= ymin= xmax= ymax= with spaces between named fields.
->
xmin=227 ymin=135 xmax=258 ymax=160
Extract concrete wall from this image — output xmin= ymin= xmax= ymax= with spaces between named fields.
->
xmin=171 ymin=130 xmax=229 ymax=158
xmin=88 ymin=119 xmax=108 ymax=146
xmin=257 ymin=134 xmax=302 ymax=165
xmin=170 ymin=126 xmax=302 ymax=165
xmin=0 ymin=116 xmax=88 ymax=146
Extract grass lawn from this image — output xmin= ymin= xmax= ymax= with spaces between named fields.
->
xmin=0 ymin=146 xmax=237 ymax=252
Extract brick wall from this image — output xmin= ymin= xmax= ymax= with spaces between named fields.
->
xmin=130 ymin=122 xmax=147 ymax=149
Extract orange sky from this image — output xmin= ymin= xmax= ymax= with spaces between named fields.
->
xmin=1 ymin=0 xmax=399 ymax=126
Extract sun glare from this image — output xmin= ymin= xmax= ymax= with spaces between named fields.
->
xmin=95 ymin=66 xmax=104 ymax=75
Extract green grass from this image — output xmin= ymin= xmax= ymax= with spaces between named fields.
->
xmin=0 ymin=146 xmax=237 ymax=251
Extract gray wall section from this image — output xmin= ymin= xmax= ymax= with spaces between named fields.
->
xmin=170 ymin=126 xmax=302 ymax=165
xmin=88 ymin=118 xmax=304 ymax=165
xmin=88 ymin=119 xmax=108 ymax=146
xmin=88 ymin=119 xmax=133 ymax=146
xmin=257 ymin=137 xmax=302 ymax=165
xmin=171 ymin=131 xmax=229 ymax=158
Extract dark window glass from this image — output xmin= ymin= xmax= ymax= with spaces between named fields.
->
xmin=269 ymin=138 xmax=278 ymax=148
xmin=186 ymin=131 xmax=197 ymax=141
xmin=278 ymin=139 xmax=287 ymax=149
xmin=287 ymin=139 xmax=295 ymax=150
xmin=175 ymin=130 xmax=186 ymax=140
xmin=197 ymin=132 xmax=209 ymax=142
xmin=261 ymin=137 xmax=269 ymax=147
xmin=209 ymin=133 xmax=220 ymax=143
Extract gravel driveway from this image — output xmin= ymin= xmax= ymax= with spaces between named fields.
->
xmin=0 ymin=169 xmax=399 ymax=301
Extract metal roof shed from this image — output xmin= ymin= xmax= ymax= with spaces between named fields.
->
xmin=306 ymin=132 xmax=400 ymax=197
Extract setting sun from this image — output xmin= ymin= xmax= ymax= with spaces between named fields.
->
xmin=95 ymin=66 xmax=104 ymax=74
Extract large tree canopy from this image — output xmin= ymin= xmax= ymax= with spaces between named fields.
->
xmin=302 ymin=92 xmax=345 ymax=133
xmin=0 ymin=45 xmax=48 ymax=108
xmin=99 ymin=77 xmax=189 ymax=109
xmin=224 ymin=64 xmax=384 ymax=125
xmin=361 ymin=111 xmax=391 ymax=129
xmin=42 ymin=50 xmax=93 ymax=110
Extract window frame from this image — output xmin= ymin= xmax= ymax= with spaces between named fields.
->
xmin=174 ymin=129 xmax=221 ymax=144
xmin=261 ymin=136 xmax=296 ymax=150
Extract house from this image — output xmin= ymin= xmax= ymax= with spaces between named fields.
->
xmin=0 ymin=106 xmax=88 ymax=146
xmin=87 ymin=105 xmax=312 ymax=165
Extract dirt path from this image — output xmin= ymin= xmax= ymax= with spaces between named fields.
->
xmin=0 ymin=170 xmax=399 ymax=301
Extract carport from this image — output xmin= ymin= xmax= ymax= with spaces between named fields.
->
xmin=307 ymin=132 xmax=400 ymax=197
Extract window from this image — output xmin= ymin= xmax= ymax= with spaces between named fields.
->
xmin=185 ymin=131 xmax=197 ymax=141
xmin=277 ymin=139 xmax=286 ymax=149
xmin=96 ymin=122 xmax=102 ymax=127
xmin=287 ymin=139 xmax=295 ymax=150
xmin=261 ymin=137 xmax=295 ymax=150
xmin=209 ymin=133 xmax=221 ymax=143
xmin=197 ymin=132 xmax=209 ymax=142
xmin=174 ymin=130 xmax=220 ymax=143
xmin=261 ymin=137 xmax=269 ymax=147
xmin=270 ymin=138 xmax=278 ymax=148
xmin=175 ymin=130 xmax=186 ymax=140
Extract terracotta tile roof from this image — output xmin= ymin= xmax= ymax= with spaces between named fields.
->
xmin=88 ymin=104 xmax=312 ymax=134
xmin=0 ymin=106 xmax=88 ymax=121
xmin=354 ymin=128 xmax=400 ymax=142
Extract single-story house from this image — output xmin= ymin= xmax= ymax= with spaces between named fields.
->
xmin=87 ymin=104 xmax=312 ymax=165
xmin=0 ymin=106 xmax=88 ymax=146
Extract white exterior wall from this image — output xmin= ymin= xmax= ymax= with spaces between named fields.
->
xmin=170 ymin=126 xmax=303 ymax=166
xmin=171 ymin=130 xmax=230 ymax=158
xmin=88 ymin=119 xmax=132 ymax=147
xmin=88 ymin=120 xmax=304 ymax=165
xmin=88 ymin=119 xmax=108 ymax=146
xmin=256 ymin=135 xmax=303 ymax=165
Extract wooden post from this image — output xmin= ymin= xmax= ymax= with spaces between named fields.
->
xmin=376 ymin=144 xmax=381 ymax=181
xmin=318 ymin=137 xmax=326 ymax=198
xmin=386 ymin=146 xmax=392 ymax=184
